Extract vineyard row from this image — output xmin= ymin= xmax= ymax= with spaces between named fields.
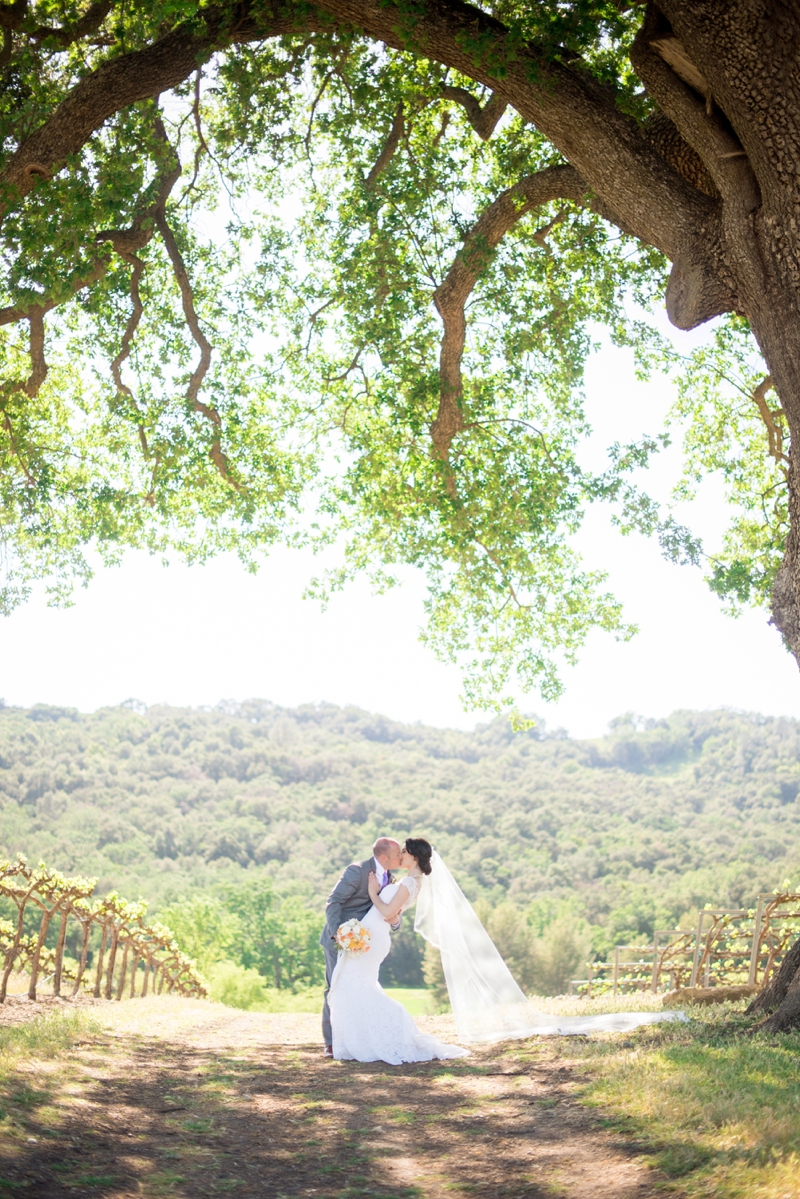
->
xmin=0 ymin=856 xmax=206 ymax=1002
xmin=572 ymin=890 xmax=800 ymax=996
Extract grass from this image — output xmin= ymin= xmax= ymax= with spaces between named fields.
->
xmin=0 ymin=1010 xmax=97 ymax=1086
xmin=527 ymin=991 xmax=667 ymax=1016
xmin=384 ymin=988 xmax=432 ymax=1016
xmin=250 ymin=985 xmax=324 ymax=1013
xmin=232 ymin=984 xmax=433 ymax=1016
xmin=567 ymin=1004 xmax=800 ymax=1199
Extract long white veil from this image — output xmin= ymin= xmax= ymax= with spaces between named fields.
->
xmin=414 ymin=851 xmax=684 ymax=1042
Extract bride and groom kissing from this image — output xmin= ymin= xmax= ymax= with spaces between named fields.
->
xmin=320 ymin=835 xmax=469 ymax=1063
xmin=320 ymin=835 xmax=685 ymax=1063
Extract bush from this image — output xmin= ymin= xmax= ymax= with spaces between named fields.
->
xmin=530 ymin=914 xmax=592 ymax=996
xmin=252 ymin=986 xmax=325 ymax=1013
xmin=423 ymin=942 xmax=449 ymax=1011
xmin=422 ymin=904 xmax=592 ymax=1007
xmin=205 ymin=960 xmax=270 ymax=1009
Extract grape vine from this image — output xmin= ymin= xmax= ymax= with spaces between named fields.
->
xmin=0 ymin=856 xmax=205 ymax=1002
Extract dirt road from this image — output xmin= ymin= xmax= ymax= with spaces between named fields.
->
xmin=0 ymin=998 xmax=661 ymax=1198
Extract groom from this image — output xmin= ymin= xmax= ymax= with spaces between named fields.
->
xmin=320 ymin=836 xmax=404 ymax=1056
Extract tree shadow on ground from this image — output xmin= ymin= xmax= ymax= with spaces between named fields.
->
xmin=0 ymin=1034 xmax=657 ymax=1198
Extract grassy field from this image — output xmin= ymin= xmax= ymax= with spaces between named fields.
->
xmin=219 ymin=985 xmax=432 ymax=1016
xmin=0 ymin=996 xmax=799 ymax=1198
xmin=481 ymin=1000 xmax=800 ymax=1199
xmin=383 ymin=988 xmax=433 ymax=1016
xmin=574 ymin=1009 xmax=800 ymax=1198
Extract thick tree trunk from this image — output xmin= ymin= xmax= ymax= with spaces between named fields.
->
xmin=748 ymin=938 xmax=800 ymax=1016
xmin=746 ymin=935 xmax=800 ymax=1030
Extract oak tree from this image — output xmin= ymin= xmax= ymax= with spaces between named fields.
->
xmin=0 ymin=0 xmax=797 ymax=714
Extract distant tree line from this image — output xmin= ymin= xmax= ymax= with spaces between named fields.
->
xmin=1 ymin=701 xmax=799 ymax=996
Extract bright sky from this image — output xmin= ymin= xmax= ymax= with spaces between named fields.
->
xmin=2 ymin=338 xmax=798 ymax=739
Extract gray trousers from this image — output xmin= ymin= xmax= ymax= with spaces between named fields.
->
xmin=321 ymin=939 xmax=339 ymax=1047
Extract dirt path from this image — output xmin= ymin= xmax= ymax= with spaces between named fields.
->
xmin=0 ymin=998 xmax=661 ymax=1198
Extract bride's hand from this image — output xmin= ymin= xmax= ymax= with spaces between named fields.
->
xmin=368 ymin=872 xmax=381 ymax=900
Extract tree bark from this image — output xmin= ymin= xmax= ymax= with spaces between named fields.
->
xmin=115 ymin=943 xmax=130 ymax=1002
xmin=52 ymin=908 xmax=70 ymax=998
xmin=104 ymin=928 xmax=119 ymax=1000
xmin=746 ymin=934 xmax=800 ymax=1030
xmin=92 ymin=922 xmax=108 ymax=998
xmin=27 ymin=908 xmax=55 ymax=1000
xmin=130 ymin=954 xmax=141 ymax=998
xmin=71 ymin=920 xmax=92 ymax=998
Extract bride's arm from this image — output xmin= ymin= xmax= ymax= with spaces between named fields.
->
xmin=368 ymin=874 xmax=409 ymax=922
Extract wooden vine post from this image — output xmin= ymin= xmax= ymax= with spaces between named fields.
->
xmin=27 ymin=864 xmax=96 ymax=1000
xmin=0 ymin=859 xmax=41 ymax=1002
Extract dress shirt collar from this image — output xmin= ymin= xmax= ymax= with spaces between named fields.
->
xmin=373 ymin=856 xmax=388 ymax=883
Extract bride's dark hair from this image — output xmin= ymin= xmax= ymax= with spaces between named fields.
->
xmin=404 ymin=837 xmax=433 ymax=875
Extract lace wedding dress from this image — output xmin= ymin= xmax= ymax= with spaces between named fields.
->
xmin=328 ymin=876 xmax=470 ymax=1063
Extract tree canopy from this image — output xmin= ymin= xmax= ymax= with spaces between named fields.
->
xmin=1 ymin=0 xmax=798 ymax=705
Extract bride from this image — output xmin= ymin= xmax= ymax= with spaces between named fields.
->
xmin=328 ymin=837 xmax=469 ymax=1063
xmin=329 ymin=837 xmax=683 ymax=1063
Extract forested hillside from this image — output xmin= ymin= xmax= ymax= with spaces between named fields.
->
xmin=1 ymin=701 xmax=799 ymax=959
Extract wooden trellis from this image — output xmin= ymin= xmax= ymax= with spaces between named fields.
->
xmin=689 ymin=909 xmax=752 ymax=987
xmin=746 ymin=892 xmax=800 ymax=985
xmin=0 ymin=856 xmax=205 ymax=1002
xmin=571 ymin=890 xmax=800 ymax=997
xmin=651 ymin=928 xmax=695 ymax=992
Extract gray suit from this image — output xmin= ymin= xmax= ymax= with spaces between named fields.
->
xmin=320 ymin=857 xmax=399 ymax=1046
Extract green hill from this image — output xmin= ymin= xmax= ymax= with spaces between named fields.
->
xmin=1 ymin=700 xmax=799 ymax=991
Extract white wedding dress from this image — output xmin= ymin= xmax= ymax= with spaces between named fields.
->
xmin=329 ymin=877 xmax=470 ymax=1063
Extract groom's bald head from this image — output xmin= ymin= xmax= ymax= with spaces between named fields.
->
xmin=373 ymin=837 xmax=402 ymax=869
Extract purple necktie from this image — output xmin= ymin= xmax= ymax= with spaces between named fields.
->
xmin=382 ymin=870 xmax=388 ymax=887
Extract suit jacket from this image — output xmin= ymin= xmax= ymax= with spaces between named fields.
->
xmin=320 ymin=857 xmax=399 ymax=947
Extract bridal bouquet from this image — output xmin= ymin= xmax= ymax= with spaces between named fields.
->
xmin=336 ymin=918 xmax=371 ymax=954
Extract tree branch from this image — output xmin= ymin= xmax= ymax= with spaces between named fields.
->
xmin=98 ymin=145 xmax=183 ymax=465
xmin=431 ymin=164 xmax=588 ymax=465
xmin=0 ymin=135 xmax=182 ymax=495
xmin=110 ymin=251 xmax=151 ymax=461
xmin=644 ymin=111 xmax=718 ymax=198
xmin=314 ymin=0 xmax=716 ymax=262
xmin=5 ymin=0 xmax=718 ymax=273
xmin=0 ymin=3 xmax=319 ymax=221
xmin=28 ymin=0 xmax=114 ymax=47
xmin=752 ymin=374 xmax=789 ymax=477
xmin=631 ymin=7 xmax=759 ymax=213
xmin=439 ymin=85 xmax=507 ymax=140
xmin=0 ymin=1 xmax=28 ymax=33
xmin=658 ymin=0 xmax=800 ymax=208
xmin=365 ymin=101 xmax=405 ymax=188
xmin=154 ymin=207 xmax=242 ymax=493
